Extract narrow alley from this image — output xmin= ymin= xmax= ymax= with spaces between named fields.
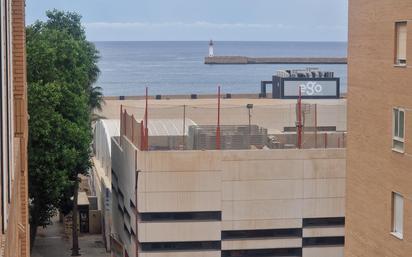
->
xmin=32 ymin=216 xmax=109 ymax=257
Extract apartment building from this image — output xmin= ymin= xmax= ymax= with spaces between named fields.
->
xmin=109 ymin=110 xmax=346 ymax=257
xmin=0 ymin=0 xmax=29 ymax=256
xmin=346 ymin=0 xmax=412 ymax=256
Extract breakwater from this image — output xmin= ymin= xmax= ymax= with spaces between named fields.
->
xmin=205 ymin=56 xmax=347 ymax=64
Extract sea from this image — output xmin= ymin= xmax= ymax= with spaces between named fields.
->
xmin=94 ymin=41 xmax=347 ymax=96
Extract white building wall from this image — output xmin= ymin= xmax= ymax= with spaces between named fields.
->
xmin=221 ymin=152 xmax=345 ymax=226
xmin=94 ymin=119 xmax=120 ymax=178
xmin=111 ymin=140 xmax=346 ymax=257
xmin=92 ymin=119 xmax=120 ymax=251
xmin=111 ymin=136 xmax=138 ymax=257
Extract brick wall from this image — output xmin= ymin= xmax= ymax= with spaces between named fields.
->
xmin=1 ymin=0 xmax=29 ymax=256
xmin=346 ymin=0 xmax=412 ymax=257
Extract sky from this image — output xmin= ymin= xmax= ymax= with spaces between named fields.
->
xmin=26 ymin=0 xmax=348 ymax=42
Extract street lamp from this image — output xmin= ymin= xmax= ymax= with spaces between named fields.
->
xmin=246 ymin=104 xmax=254 ymax=136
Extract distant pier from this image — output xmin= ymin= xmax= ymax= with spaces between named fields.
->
xmin=204 ymin=56 xmax=347 ymax=65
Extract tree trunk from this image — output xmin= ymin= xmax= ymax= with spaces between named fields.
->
xmin=29 ymin=204 xmax=40 ymax=252
xmin=71 ymin=179 xmax=81 ymax=256
xmin=29 ymin=219 xmax=38 ymax=252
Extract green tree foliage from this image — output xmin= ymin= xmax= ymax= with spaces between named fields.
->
xmin=27 ymin=11 xmax=100 ymax=90
xmin=27 ymin=9 xmax=102 ymax=249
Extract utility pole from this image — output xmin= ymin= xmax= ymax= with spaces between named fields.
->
xmin=71 ymin=177 xmax=80 ymax=256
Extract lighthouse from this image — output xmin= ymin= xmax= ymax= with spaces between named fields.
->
xmin=209 ymin=40 xmax=214 ymax=57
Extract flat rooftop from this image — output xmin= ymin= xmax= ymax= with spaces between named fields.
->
xmin=103 ymin=97 xmax=347 ymax=151
xmin=98 ymin=98 xmax=346 ymax=132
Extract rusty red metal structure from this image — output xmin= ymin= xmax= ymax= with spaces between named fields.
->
xmin=123 ymin=110 xmax=127 ymax=135
xmin=314 ymin=104 xmax=318 ymax=148
xmin=141 ymin=87 xmax=149 ymax=150
xmin=120 ymin=104 xmax=123 ymax=135
xmin=145 ymin=87 xmax=149 ymax=150
xmin=216 ymin=86 xmax=221 ymax=150
xmin=140 ymin=122 xmax=145 ymax=150
xmin=131 ymin=114 xmax=135 ymax=142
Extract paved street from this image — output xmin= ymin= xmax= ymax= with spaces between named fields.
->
xmin=32 ymin=216 xmax=109 ymax=257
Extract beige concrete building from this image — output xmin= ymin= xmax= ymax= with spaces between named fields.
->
xmin=92 ymin=119 xmax=120 ymax=250
xmin=0 ymin=0 xmax=29 ymax=256
xmin=109 ymin=106 xmax=346 ymax=257
xmin=346 ymin=0 xmax=412 ymax=257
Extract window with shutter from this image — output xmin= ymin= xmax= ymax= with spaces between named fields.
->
xmin=396 ymin=22 xmax=407 ymax=65
xmin=392 ymin=192 xmax=404 ymax=239
xmin=393 ymin=108 xmax=405 ymax=153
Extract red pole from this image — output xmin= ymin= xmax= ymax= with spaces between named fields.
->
xmin=120 ymin=105 xmax=124 ymax=146
xmin=132 ymin=114 xmax=135 ymax=142
xmin=124 ymin=110 xmax=127 ymax=135
xmin=140 ymin=121 xmax=145 ymax=150
xmin=297 ymin=86 xmax=302 ymax=149
xmin=144 ymin=87 xmax=149 ymax=150
xmin=182 ymin=105 xmax=186 ymax=149
xmin=216 ymin=86 xmax=221 ymax=150
xmin=120 ymin=105 xmax=123 ymax=136
xmin=314 ymin=104 xmax=317 ymax=148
